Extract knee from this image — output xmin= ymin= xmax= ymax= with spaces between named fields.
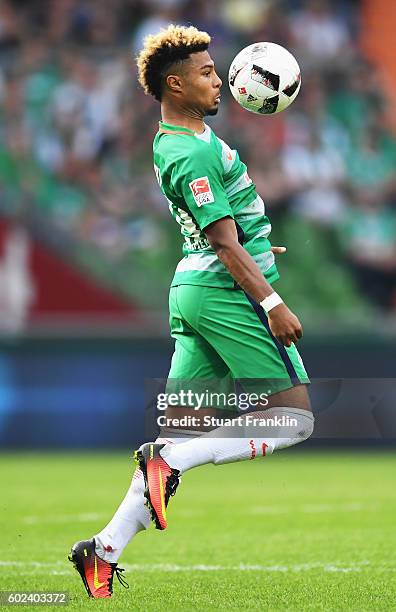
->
xmin=277 ymin=408 xmax=314 ymax=448
xmin=261 ymin=406 xmax=314 ymax=444
xmin=296 ymin=411 xmax=314 ymax=443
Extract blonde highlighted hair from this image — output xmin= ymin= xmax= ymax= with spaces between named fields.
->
xmin=137 ymin=24 xmax=211 ymax=101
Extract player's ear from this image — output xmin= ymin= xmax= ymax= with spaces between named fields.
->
xmin=166 ymin=74 xmax=183 ymax=95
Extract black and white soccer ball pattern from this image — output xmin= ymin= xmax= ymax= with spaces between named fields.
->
xmin=228 ymin=42 xmax=301 ymax=115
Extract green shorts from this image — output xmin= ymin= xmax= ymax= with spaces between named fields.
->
xmin=167 ymin=285 xmax=309 ymax=409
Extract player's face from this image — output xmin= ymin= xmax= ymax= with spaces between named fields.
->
xmin=182 ymin=51 xmax=222 ymax=116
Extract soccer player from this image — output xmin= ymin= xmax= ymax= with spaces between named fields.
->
xmin=69 ymin=24 xmax=314 ymax=598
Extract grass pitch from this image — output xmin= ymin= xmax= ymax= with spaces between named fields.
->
xmin=0 ymin=450 xmax=395 ymax=611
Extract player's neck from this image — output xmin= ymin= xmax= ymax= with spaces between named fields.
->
xmin=161 ymin=104 xmax=205 ymax=135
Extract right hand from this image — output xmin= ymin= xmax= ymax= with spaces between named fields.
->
xmin=268 ymin=303 xmax=303 ymax=347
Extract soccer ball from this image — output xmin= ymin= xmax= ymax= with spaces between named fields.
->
xmin=228 ymin=42 xmax=301 ymax=115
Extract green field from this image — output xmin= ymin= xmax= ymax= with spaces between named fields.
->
xmin=1 ymin=450 xmax=395 ymax=611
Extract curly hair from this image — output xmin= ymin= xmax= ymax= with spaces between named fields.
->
xmin=137 ymin=24 xmax=211 ymax=102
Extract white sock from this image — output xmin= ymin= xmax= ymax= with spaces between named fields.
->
xmin=160 ymin=407 xmax=314 ymax=472
xmin=94 ymin=431 xmax=199 ymax=563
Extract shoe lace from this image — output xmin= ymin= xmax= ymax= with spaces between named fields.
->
xmin=110 ymin=564 xmax=129 ymax=590
xmin=165 ymin=469 xmax=180 ymax=505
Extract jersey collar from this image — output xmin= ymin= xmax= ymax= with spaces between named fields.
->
xmin=159 ymin=121 xmax=197 ymax=136
xmin=194 ymin=123 xmax=211 ymax=143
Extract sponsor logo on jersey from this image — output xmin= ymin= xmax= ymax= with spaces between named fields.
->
xmin=189 ymin=176 xmax=214 ymax=207
xmin=238 ymin=87 xmax=247 ymax=94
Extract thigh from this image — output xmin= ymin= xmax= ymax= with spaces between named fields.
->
xmin=265 ymin=383 xmax=311 ymax=411
xmin=167 ymin=286 xmax=235 ymax=407
xmin=179 ymin=285 xmax=310 ymax=398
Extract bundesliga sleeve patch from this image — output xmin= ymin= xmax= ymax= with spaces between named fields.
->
xmin=189 ymin=176 xmax=215 ymax=207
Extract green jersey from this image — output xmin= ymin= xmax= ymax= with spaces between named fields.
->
xmin=153 ymin=121 xmax=279 ymax=288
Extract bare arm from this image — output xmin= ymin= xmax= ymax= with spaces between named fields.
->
xmin=204 ymin=217 xmax=302 ymax=347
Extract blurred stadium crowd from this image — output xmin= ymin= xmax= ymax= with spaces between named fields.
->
xmin=0 ymin=0 xmax=395 ymax=323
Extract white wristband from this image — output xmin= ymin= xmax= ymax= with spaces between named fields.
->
xmin=260 ymin=292 xmax=283 ymax=313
